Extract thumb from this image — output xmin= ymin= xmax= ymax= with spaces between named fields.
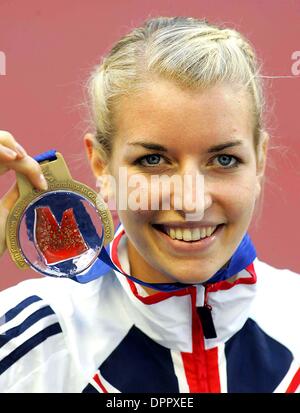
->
xmin=0 ymin=183 xmax=19 ymax=256
xmin=1 ymin=182 xmax=19 ymax=210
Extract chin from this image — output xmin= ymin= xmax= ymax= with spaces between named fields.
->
xmin=161 ymin=262 xmax=219 ymax=285
xmin=175 ymin=274 xmax=215 ymax=285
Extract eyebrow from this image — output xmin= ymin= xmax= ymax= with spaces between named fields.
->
xmin=127 ymin=142 xmax=168 ymax=152
xmin=206 ymin=140 xmax=244 ymax=153
xmin=127 ymin=139 xmax=244 ymax=153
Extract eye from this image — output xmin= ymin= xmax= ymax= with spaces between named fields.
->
xmin=135 ymin=154 xmax=166 ymax=167
xmin=212 ymin=154 xmax=241 ymax=168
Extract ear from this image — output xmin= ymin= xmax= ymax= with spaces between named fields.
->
xmin=83 ymin=133 xmax=106 ymax=178
xmin=255 ymin=130 xmax=269 ymax=198
xmin=83 ymin=133 xmax=115 ymax=205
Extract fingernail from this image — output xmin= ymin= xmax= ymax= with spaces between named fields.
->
xmin=4 ymin=147 xmax=17 ymax=159
xmin=39 ymin=174 xmax=48 ymax=190
xmin=15 ymin=143 xmax=27 ymax=158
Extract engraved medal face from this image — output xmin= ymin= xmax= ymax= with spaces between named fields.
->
xmin=18 ymin=190 xmax=105 ymax=277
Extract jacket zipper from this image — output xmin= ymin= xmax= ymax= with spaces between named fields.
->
xmin=181 ymin=286 xmax=220 ymax=393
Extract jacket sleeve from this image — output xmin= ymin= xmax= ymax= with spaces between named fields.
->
xmin=0 ymin=282 xmax=78 ymax=392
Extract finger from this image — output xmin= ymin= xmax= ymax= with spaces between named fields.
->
xmin=0 ymin=144 xmax=18 ymax=161
xmin=1 ymin=155 xmax=48 ymax=191
xmin=0 ymin=205 xmax=9 ymax=256
xmin=0 ymin=131 xmax=27 ymax=159
xmin=0 ymin=183 xmax=19 ymax=257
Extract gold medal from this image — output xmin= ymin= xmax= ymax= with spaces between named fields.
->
xmin=5 ymin=151 xmax=114 ymax=278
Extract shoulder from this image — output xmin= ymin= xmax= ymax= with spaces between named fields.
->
xmin=0 ymin=277 xmax=66 ymax=391
xmin=251 ymin=258 xmax=300 ymax=359
xmin=0 ymin=267 xmax=118 ymax=315
xmin=254 ymin=258 xmax=300 ymax=302
xmin=0 ymin=270 xmax=117 ymax=392
xmin=254 ymin=258 xmax=300 ymax=282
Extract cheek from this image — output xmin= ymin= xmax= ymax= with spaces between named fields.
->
xmin=118 ymin=208 xmax=154 ymax=226
xmin=117 ymin=208 xmax=155 ymax=256
xmin=117 ymin=182 xmax=156 ymax=234
xmin=215 ymin=175 xmax=258 ymax=220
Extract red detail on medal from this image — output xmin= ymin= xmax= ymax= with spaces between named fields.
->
xmin=34 ymin=207 xmax=88 ymax=264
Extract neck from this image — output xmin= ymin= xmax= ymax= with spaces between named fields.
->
xmin=127 ymin=239 xmax=174 ymax=295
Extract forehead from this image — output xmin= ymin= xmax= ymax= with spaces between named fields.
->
xmin=112 ymin=79 xmax=254 ymax=151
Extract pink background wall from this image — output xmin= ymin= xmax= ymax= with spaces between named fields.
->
xmin=0 ymin=0 xmax=299 ymax=290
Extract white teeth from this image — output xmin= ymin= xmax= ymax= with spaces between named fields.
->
xmin=200 ymin=228 xmax=206 ymax=238
xmin=191 ymin=228 xmax=200 ymax=241
xmin=183 ymin=229 xmax=192 ymax=241
xmin=206 ymin=227 xmax=213 ymax=237
xmin=169 ymin=228 xmax=176 ymax=239
xmin=165 ymin=225 xmax=217 ymax=242
xmin=175 ymin=228 xmax=183 ymax=240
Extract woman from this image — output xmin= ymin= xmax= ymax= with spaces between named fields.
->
xmin=0 ymin=16 xmax=299 ymax=393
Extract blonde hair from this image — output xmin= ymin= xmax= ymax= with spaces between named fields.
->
xmin=87 ymin=16 xmax=265 ymax=161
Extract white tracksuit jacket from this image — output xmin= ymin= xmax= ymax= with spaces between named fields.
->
xmin=0 ymin=223 xmax=299 ymax=393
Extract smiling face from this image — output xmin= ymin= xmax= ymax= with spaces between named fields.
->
xmin=89 ymin=78 xmax=267 ymax=285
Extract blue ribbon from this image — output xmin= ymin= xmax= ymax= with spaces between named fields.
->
xmin=76 ymin=227 xmax=256 ymax=291
xmin=34 ymin=149 xmax=57 ymax=163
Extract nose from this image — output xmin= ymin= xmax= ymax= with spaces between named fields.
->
xmin=171 ymin=162 xmax=213 ymax=220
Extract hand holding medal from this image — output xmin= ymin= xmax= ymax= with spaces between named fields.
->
xmin=2 ymin=139 xmax=114 ymax=279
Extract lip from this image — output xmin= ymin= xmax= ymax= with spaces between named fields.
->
xmin=151 ymin=223 xmax=225 ymax=254
xmin=152 ymin=221 xmax=224 ymax=229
